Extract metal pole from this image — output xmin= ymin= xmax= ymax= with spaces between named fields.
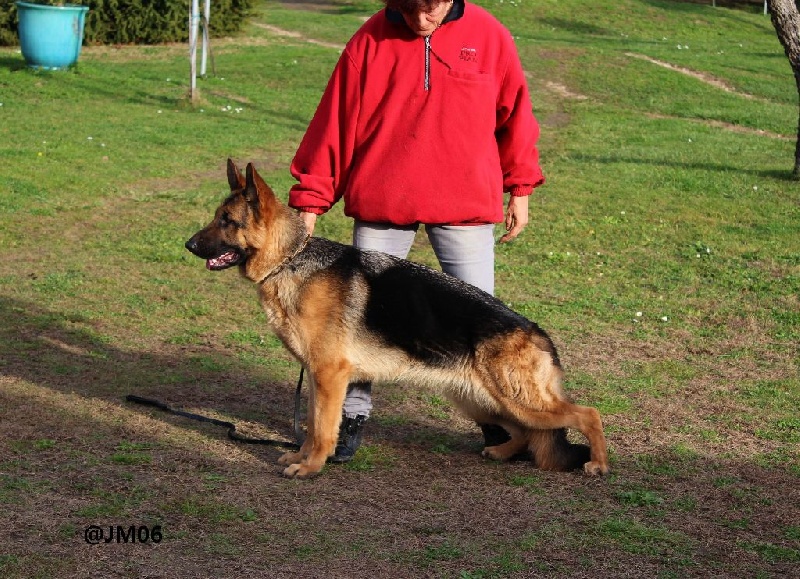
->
xmin=190 ymin=0 xmax=200 ymax=101
xmin=201 ymin=0 xmax=211 ymax=77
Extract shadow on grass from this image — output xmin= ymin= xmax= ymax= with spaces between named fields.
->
xmin=0 ymin=295 xmax=298 ymax=449
xmin=0 ymin=55 xmax=29 ymax=71
xmin=278 ymin=0 xmax=374 ymax=15
xmin=0 ymin=295 xmax=484 ymax=459
xmin=570 ymin=152 xmax=797 ymax=181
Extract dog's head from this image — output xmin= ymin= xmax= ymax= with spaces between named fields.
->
xmin=185 ymin=159 xmax=279 ymax=272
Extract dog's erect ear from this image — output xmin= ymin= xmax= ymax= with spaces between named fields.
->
xmin=227 ymin=158 xmax=245 ymax=191
xmin=244 ymin=163 xmax=278 ymax=209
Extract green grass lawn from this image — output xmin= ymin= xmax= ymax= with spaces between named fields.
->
xmin=0 ymin=0 xmax=798 ymax=576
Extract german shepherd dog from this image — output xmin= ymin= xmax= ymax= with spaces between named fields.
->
xmin=185 ymin=160 xmax=610 ymax=479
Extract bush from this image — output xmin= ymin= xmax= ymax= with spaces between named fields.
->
xmin=0 ymin=0 xmax=254 ymax=46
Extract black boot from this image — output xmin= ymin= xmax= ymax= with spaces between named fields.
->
xmin=479 ymin=423 xmax=530 ymax=460
xmin=479 ymin=423 xmax=511 ymax=447
xmin=329 ymin=415 xmax=367 ymax=463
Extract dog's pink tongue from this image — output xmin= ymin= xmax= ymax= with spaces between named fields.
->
xmin=206 ymin=251 xmax=237 ymax=270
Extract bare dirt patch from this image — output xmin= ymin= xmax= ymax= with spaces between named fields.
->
xmin=626 ymin=52 xmax=759 ymax=100
xmin=646 ymin=112 xmax=793 ymax=140
xmin=251 ymin=22 xmax=345 ymax=51
xmin=2 ymin=293 xmax=798 ymax=577
xmin=543 ymin=80 xmax=589 ymax=101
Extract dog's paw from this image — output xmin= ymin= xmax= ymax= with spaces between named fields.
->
xmin=481 ymin=446 xmax=507 ymax=461
xmin=278 ymin=451 xmax=303 ymax=466
xmin=583 ymin=461 xmax=610 ymax=476
xmin=282 ymin=463 xmax=322 ymax=480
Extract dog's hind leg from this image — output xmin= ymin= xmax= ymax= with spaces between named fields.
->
xmin=527 ymin=428 xmax=591 ymax=472
xmin=480 ymin=335 xmax=609 ymax=475
xmin=282 ymin=359 xmax=351 ymax=479
xmin=511 ymin=402 xmax=609 ymax=475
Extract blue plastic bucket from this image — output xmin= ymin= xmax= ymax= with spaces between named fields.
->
xmin=16 ymin=2 xmax=89 ymax=69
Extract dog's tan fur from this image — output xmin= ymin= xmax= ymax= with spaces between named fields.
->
xmin=186 ymin=160 xmax=610 ymax=479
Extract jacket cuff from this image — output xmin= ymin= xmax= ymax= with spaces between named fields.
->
xmin=293 ymin=206 xmax=326 ymax=215
xmin=507 ymin=185 xmax=534 ymax=197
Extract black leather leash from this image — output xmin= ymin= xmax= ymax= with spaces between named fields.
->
xmin=126 ymin=368 xmax=305 ymax=449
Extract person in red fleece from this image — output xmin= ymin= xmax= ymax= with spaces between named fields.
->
xmin=289 ymin=0 xmax=545 ymax=462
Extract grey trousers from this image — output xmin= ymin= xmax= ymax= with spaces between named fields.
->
xmin=343 ymin=221 xmax=496 ymax=418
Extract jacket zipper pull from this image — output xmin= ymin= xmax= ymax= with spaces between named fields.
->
xmin=424 ymin=35 xmax=431 ymax=91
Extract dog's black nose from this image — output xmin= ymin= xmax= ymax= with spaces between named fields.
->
xmin=185 ymin=238 xmax=198 ymax=254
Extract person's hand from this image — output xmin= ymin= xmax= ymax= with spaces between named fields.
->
xmin=499 ymin=195 xmax=529 ymax=243
xmin=299 ymin=211 xmax=317 ymax=236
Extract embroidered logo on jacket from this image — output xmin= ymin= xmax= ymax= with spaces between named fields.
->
xmin=459 ymin=48 xmax=478 ymax=63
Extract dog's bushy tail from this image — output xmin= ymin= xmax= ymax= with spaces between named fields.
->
xmin=528 ymin=428 xmax=590 ymax=472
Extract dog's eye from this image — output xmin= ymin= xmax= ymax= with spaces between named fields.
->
xmin=220 ymin=212 xmax=242 ymax=228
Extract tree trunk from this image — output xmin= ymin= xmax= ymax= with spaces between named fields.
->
xmin=767 ymin=0 xmax=800 ymax=178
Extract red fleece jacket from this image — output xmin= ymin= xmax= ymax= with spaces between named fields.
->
xmin=289 ymin=2 xmax=544 ymax=226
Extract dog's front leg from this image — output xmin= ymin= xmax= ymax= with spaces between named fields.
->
xmin=278 ymin=371 xmax=316 ymax=467
xmin=282 ymin=360 xmax=350 ymax=479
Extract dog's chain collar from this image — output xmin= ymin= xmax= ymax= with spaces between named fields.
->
xmin=257 ymin=234 xmax=311 ymax=285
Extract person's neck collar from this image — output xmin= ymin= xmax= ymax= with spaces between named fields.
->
xmin=385 ymin=0 xmax=465 ymax=27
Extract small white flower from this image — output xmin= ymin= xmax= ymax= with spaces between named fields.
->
xmin=661 ymin=316 xmax=668 ymax=322
xmin=636 ymin=312 xmax=643 ymax=317
xmin=158 ymin=110 xmax=163 ymax=114
xmin=688 ymin=139 xmax=693 ymax=143
xmin=87 ymin=136 xmax=93 ymax=140
xmin=753 ymin=185 xmax=758 ymax=191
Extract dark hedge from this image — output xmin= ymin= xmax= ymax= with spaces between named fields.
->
xmin=0 ymin=0 xmax=253 ymax=46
